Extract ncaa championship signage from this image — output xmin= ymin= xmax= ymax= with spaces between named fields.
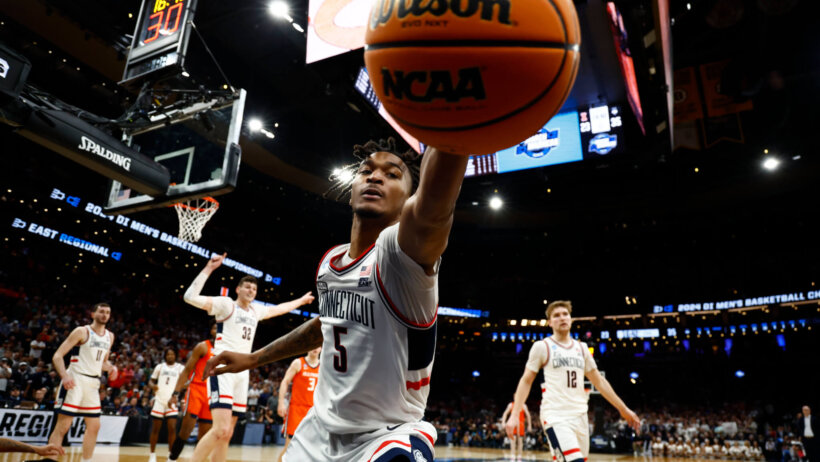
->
xmin=495 ymin=111 xmax=583 ymax=173
xmin=0 ymin=409 xmax=128 ymax=444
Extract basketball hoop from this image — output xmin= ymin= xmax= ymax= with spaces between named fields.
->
xmin=173 ymin=197 xmax=219 ymax=242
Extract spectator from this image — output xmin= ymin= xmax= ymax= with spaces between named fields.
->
xmin=797 ymin=405 xmax=817 ymax=462
xmin=0 ymin=358 xmax=11 ymax=397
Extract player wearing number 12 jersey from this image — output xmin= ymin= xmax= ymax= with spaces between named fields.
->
xmin=277 ymin=346 xmax=321 ymax=462
xmin=203 ymin=138 xmax=469 ymax=461
xmin=183 ymin=256 xmax=315 ymax=462
xmin=506 ymin=300 xmax=641 ymax=462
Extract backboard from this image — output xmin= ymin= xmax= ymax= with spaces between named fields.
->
xmin=104 ymin=88 xmax=246 ymax=214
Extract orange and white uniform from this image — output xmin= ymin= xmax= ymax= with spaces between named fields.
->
xmin=285 ymin=357 xmax=319 ymax=437
xmin=183 ymin=340 xmax=214 ymax=422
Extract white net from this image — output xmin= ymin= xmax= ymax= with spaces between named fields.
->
xmin=173 ymin=197 xmax=219 ymax=242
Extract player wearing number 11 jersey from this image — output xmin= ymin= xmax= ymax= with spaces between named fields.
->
xmin=183 ymin=254 xmax=315 ymax=462
xmin=506 ymin=300 xmax=641 ymax=462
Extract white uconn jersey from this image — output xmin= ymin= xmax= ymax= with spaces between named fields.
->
xmin=314 ymin=223 xmax=439 ymax=434
xmin=213 ymin=303 xmax=261 ymax=355
xmin=526 ymin=337 xmax=596 ymax=421
xmin=152 ymin=362 xmax=185 ymax=402
xmin=69 ymin=326 xmax=112 ymax=377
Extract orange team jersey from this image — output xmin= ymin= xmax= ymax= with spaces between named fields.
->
xmin=183 ymin=340 xmax=213 ymax=422
xmin=285 ymin=357 xmax=319 ymax=436
xmin=290 ymin=357 xmax=319 ymax=408
xmin=190 ymin=340 xmax=214 ymax=387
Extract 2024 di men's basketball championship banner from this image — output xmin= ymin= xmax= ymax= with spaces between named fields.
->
xmin=0 ymin=409 xmax=128 ymax=444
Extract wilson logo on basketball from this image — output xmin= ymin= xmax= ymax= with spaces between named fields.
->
xmin=381 ymin=67 xmax=486 ymax=103
xmin=369 ymin=0 xmax=512 ymax=29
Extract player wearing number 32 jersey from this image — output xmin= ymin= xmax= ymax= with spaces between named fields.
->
xmin=183 ymin=256 xmax=315 ymax=462
xmin=202 ymin=139 xmax=469 ymax=461
xmin=506 ymin=300 xmax=642 ymax=462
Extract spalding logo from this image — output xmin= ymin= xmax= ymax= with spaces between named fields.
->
xmin=381 ymin=67 xmax=486 ymax=103
xmin=369 ymin=0 xmax=512 ymax=29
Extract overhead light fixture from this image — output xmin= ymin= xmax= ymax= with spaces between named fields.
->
xmin=268 ymin=1 xmax=292 ymax=21
xmin=762 ymin=157 xmax=780 ymax=171
xmin=248 ymin=119 xmax=263 ymax=132
xmin=489 ymin=196 xmax=503 ymax=210
xmin=293 ymin=23 xmax=304 ymax=32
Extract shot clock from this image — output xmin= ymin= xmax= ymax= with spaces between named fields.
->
xmin=121 ymin=0 xmax=198 ymax=87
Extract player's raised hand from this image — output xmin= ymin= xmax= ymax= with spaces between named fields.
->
xmin=621 ymin=407 xmax=641 ymax=434
xmin=504 ymin=415 xmax=519 ymax=440
xmin=205 ymin=252 xmax=227 ymax=272
xmin=299 ymin=291 xmax=315 ymax=306
xmin=34 ymin=443 xmax=66 ymax=456
xmin=202 ymin=351 xmax=255 ymax=380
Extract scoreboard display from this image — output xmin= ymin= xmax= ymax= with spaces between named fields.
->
xmin=121 ymin=0 xmax=198 ymax=86
xmin=135 ymin=0 xmax=187 ymax=49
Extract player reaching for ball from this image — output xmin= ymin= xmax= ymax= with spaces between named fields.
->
xmin=506 ymin=300 xmax=641 ymax=462
xmin=204 ymin=138 xmax=468 ymax=461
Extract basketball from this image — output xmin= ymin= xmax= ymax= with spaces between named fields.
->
xmin=364 ymin=0 xmax=581 ymax=155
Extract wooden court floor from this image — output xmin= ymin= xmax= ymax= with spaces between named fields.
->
xmin=0 ymin=444 xmax=731 ymax=461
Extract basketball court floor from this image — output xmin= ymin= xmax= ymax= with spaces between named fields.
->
xmin=0 ymin=444 xmax=718 ymax=462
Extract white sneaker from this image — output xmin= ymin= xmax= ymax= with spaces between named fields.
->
xmin=148 ymin=453 xmax=157 ymax=462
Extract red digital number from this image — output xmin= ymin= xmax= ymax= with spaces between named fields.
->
xmin=143 ymin=2 xmax=183 ymax=45
xmin=144 ymin=11 xmax=163 ymax=44
xmin=164 ymin=3 xmax=184 ymax=35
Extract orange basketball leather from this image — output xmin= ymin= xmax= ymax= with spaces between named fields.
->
xmin=364 ymin=0 xmax=580 ymax=155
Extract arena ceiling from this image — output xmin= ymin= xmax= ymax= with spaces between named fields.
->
xmin=1 ymin=0 xmax=819 ymax=316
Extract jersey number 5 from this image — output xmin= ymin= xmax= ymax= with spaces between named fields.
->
xmin=566 ymin=370 xmax=577 ymax=388
xmin=333 ymin=326 xmax=347 ymax=373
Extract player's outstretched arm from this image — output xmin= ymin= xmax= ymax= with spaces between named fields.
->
xmin=277 ymin=359 xmax=301 ymax=417
xmin=260 ymin=292 xmax=316 ymax=321
xmin=52 ymin=327 xmax=86 ymax=390
xmin=586 ymin=368 xmax=641 ymax=432
xmin=0 ymin=438 xmax=65 ymax=455
xmin=183 ymin=253 xmax=226 ymax=312
xmin=169 ymin=341 xmax=206 ymax=407
xmin=398 ymin=147 xmax=469 ymax=273
xmin=204 ymin=317 xmax=322 ymax=378
xmin=506 ymin=368 xmax=537 ymax=439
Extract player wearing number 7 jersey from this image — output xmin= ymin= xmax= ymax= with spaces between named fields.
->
xmin=183 ymin=255 xmax=315 ymax=462
xmin=506 ymin=300 xmax=641 ymax=462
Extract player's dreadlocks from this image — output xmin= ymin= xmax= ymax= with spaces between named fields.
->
xmin=324 ymin=137 xmax=421 ymax=201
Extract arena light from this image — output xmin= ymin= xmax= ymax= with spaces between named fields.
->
xmin=268 ymin=1 xmax=291 ymax=20
xmin=629 ymin=372 xmax=639 ymax=379
xmin=248 ymin=118 xmax=263 ymax=132
xmin=762 ymin=157 xmax=780 ymax=171
xmin=735 ymin=370 xmax=745 ymax=378
xmin=489 ymin=196 xmax=503 ymax=210
xmin=472 ymin=370 xmax=480 ymax=377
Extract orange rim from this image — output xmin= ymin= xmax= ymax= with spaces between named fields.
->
xmin=173 ymin=196 xmax=219 ymax=213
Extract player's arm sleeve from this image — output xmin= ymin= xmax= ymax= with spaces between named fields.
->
xmin=208 ymin=297 xmax=234 ymax=320
xmin=525 ymin=341 xmax=548 ymax=373
xmin=374 ymin=223 xmax=439 ymax=326
xmin=582 ymin=342 xmax=598 ymax=372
